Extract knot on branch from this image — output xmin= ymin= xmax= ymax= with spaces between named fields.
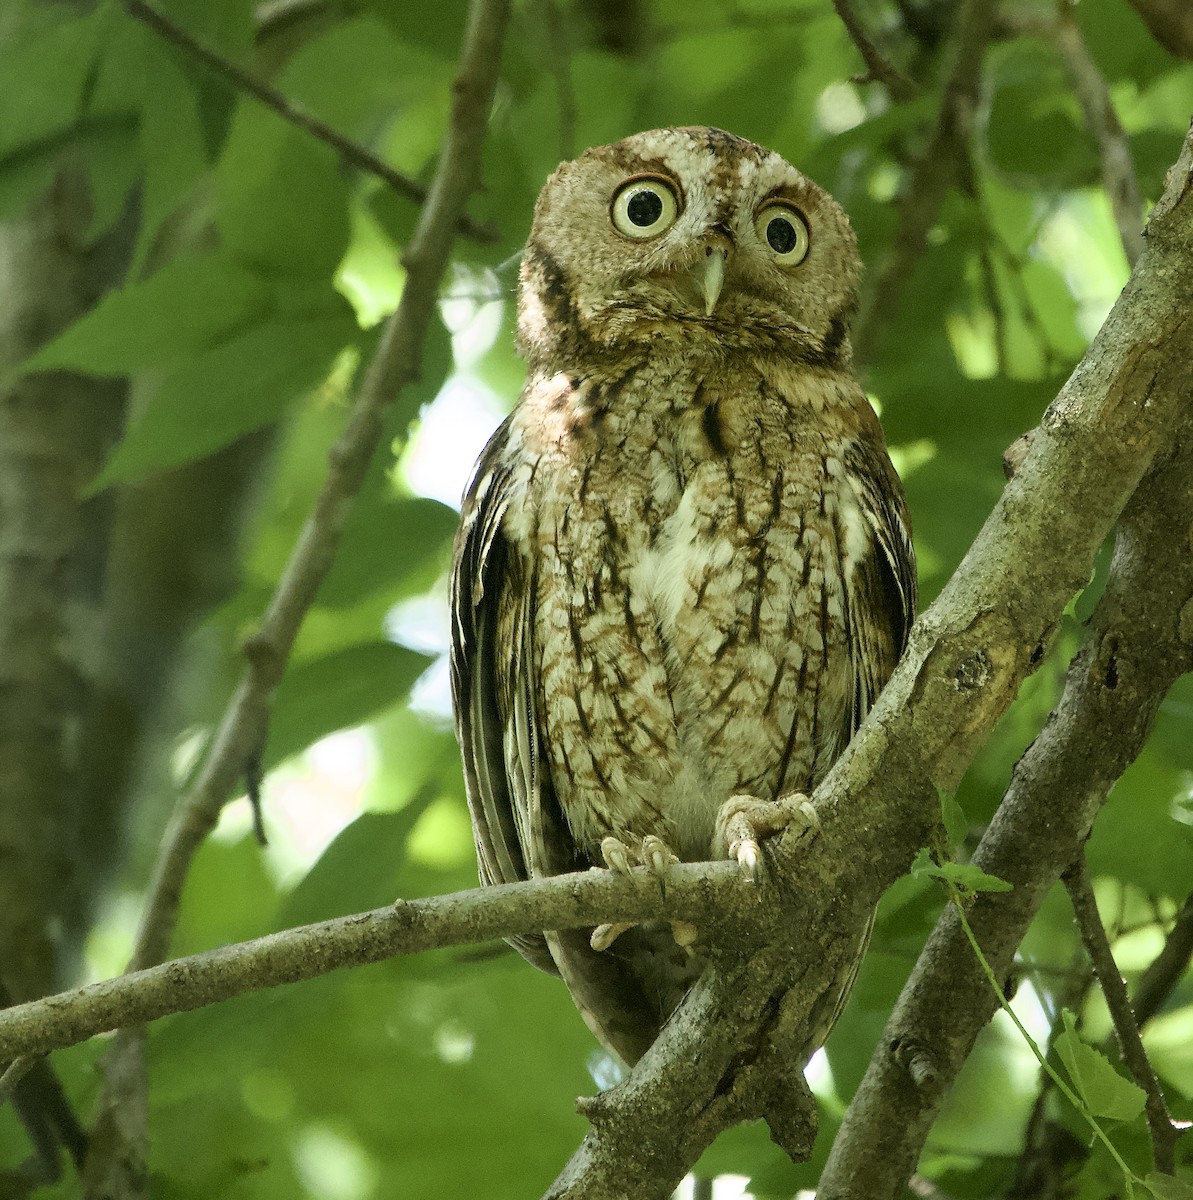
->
xmin=954 ymin=650 xmax=991 ymax=692
xmin=241 ymin=631 xmax=282 ymax=676
xmin=1003 ymin=430 xmax=1035 ymax=479
xmin=1179 ymin=597 xmax=1193 ymax=646
xmin=890 ymin=1036 xmax=941 ymax=1091
xmin=575 ymin=1092 xmax=611 ymax=1122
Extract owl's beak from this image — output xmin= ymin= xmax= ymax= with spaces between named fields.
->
xmin=701 ymin=247 xmax=726 ymax=315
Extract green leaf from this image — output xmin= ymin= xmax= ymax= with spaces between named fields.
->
xmin=1143 ymin=1173 xmax=1193 ymax=1200
xmin=266 ymin=641 xmax=432 ymax=769
xmin=277 ymin=15 xmax=447 ymax=134
xmin=22 ymin=252 xmax=271 ymax=376
xmin=911 ymin=850 xmax=1013 ymax=897
xmin=278 ymin=801 xmax=436 ymax=927
xmin=318 ymin=494 xmax=457 ymax=609
xmin=985 ymin=40 xmax=1100 ymax=189
xmin=215 ymin=105 xmax=351 ymax=279
xmin=0 ymin=4 xmax=110 ymax=159
xmin=940 ymin=791 xmax=969 ymax=849
xmin=136 ymin=42 xmax=209 ymax=252
xmin=1055 ymin=1010 xmax=1147 ymax=1123
xmin=81 ymin=120 xmax=141 ymax=242
xmin=88 ymin=311 xmax=358 ymax=490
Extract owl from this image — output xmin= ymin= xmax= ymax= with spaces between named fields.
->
xmin=450 ymin=127 xmax=915 ymax=1067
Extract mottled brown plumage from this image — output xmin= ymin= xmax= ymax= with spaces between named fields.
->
xmin=450 ymin=127 xmax=915 ymax=1066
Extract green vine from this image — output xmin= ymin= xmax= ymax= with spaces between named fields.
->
xmin=912 ymin=802 xmax=1189 ymax=1200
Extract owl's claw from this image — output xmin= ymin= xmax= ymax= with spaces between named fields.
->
xmin=591 ymin=920 xmax=635 ymax=951
xmin=715 ymin=793 xmax=820 ymax=883
xmin=600 ymin=836 xmax=635 ymax=876
xmin=592 ymin=834 xmax=690 ymax=951
xmin=599 ymin=834 xmax=677 ymax=880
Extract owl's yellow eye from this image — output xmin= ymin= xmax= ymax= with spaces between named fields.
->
xmin=610 ymin=178 xmax=679 ymax=239
xmin=755 ymin=204 xmax=810 ymax=263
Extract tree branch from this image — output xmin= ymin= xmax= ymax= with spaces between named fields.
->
xmin=1003 ymin=5 xmax=1146 ymax=267
xmin=545 ymin=123 xmax=1193 ymax=1200
xmin=122 ymin=0 xmax=499 ymax=244
xmin=80 ymin=4 xmax=510 ymax=1189
xmin=1124 ymin=0 xmax=1193 ymax=59
xmin=1063 ymin=855 xmax=1177 ymax=1173
xmin=1133 ymin=891 xmax=1193 ymax=1027
xmin=126 ymin=0 xmax=510 ymax=982
xmin=830 ymin=0 xmax=919 ymax=101
xmin=853 ymin=0 xmax=997 ymax=360
xmin=0 ymin=1056 xmax=39 ymax=1108
xmin=0 ymin=863 xmax=749 ymax=1062
xmin=4 ymin=113 xmax=1191 ymax=1188
xmin=817 ymin=125 xmax=1193 ymax=1198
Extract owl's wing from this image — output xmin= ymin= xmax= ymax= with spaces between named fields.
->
xmin=842 ymin=431 xmax=917 ymax=733
xmin=450 ymin=415 xmax=669 ymax=1063
xmin=450 ymin=416 xmax=575 ymax=975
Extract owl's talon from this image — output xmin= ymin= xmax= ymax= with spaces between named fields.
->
xmin=592 ymin=834 xmax=689 ymax=952
xmin=641 ymin=834 xmax=678 ymax=879
xmin=715 ymin=793 xmax=819 ymax=882
xmin=591 ymin=920 xmax=633 ymax=951
xmin=732 ymin=834 xmax=762 ymax=883
xmin=600 ymin=836 xmax=635 ymax=876
xmin=600 ymin=833 xmax=677 ymax=879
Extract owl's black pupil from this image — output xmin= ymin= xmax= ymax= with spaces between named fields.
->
xmin=767 ymin=217 xmax=798 ymax=253
xmin=627 ymin=190 xmax=663 ymax=226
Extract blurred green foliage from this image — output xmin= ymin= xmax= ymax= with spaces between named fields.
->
xmin=1 ymin=0 xmax=1191 ymax=1195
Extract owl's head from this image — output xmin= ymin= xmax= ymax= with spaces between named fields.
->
xmin=517 ymin=126 xmax=861 ymax=370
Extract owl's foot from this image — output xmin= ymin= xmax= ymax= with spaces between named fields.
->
xmin=599 ymin=834 xmax=676 ymax=879
xmin=715 ymin=793 xmax=820 ymax=883
xmin=590 ymin=835 xmax=697 ymax=951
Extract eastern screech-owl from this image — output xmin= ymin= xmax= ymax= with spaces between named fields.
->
xmin=450 ymin=127 xmax=915 ymax=1067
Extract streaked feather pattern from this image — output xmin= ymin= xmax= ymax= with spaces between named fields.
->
xmin=449 ymin=128 xmax=915 ymax=1065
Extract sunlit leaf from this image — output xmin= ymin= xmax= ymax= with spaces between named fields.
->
xmin=22 ymin=252 xmax=271 ymax=376
xmin=88 ymin=311 xmax=359 ymax=490
xmin=911 ymin=850 xmax=1013 ymax=897
xmin=1055 ymin=1010 xmax=1147 ymax=1123
xmin=266 ymin=641 xmax=432 ymax=769
xmin=1144 ymin=1172 xmax=1193 ymax=1200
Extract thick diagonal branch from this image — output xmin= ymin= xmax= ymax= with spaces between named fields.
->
xmin=547 ymin=125 xmax=1193 ymax=1200
xmin=817 ymin=132 xmax=1193 ymax=1200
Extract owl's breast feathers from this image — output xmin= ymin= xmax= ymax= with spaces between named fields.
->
xmin=451 ymin=358 xmax=914 ymax=879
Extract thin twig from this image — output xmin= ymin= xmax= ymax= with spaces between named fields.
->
xmin=1056 ymin=9 xmax=1146 ymax=268
xmin=82 ymin=5 xmax=510 ymax=1182
xmin=831 ymin=0 xmax=919 ymax=101
xmin=952 ymin=885 xmax=1139 ymax=1186
xmin=1133 ymin=891 xmax=1193 ymax=1027
xmin=122 ymin=0 xmax=499 ymax=244
xmin=1123 ymin=0 xmax=1193 ymax=63
xmin=127 ymin=0 xmax=510 ymax=978
xmin=1006 ymin=954 xmax=1093 ymax=1200
xmin=0 ymin=862 xmax=749 ymax=1062
xmin=853 ymin=0 xmax=998 ymax=361
xmin=532 ymin=0 xmax=578 ymax=161
xmin=1003 ymin=5 xmax=1145 ymax=267
xmin=1063 ymin=855 xmax=1177 ymax=1173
